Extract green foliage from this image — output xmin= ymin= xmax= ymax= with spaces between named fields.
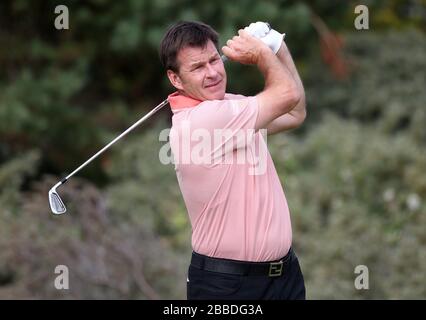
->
xmin=0 ymin=163 xmax=188 ymax=299
xmin=270 ymin=114 xmax=426 ymax=299
xmin=105 ymin=120 xmax=191 ymax=250
xmin=0 ymin=1 xmax=424 ymax=299
xmin=305 ymin=29 xmax=426 ymax=144
xmin=0 ymin=150 xmax=40 ymax=214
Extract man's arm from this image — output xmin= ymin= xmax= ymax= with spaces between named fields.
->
xmin=266 ymin=41 xmax=306 ymax=135
xmin=222 ymin=30 xmax=301 ymax=132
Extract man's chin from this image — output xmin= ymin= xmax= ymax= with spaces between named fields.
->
xmin=204 ymin=87 xmax=226 ymax=100
xmin=208 ymin=93 xmax=225 ymax=100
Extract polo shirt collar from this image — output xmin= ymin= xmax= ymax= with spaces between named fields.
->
xmin=168 ymin=92 xmax=202 ymax=111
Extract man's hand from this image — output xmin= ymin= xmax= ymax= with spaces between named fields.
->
xmin=244 ymin=22 xmax=285 ymax=54
xmin=244 ymin=22 xmax=270 ymax=38
xmin=222 ymin=29 xmax=270 ymax=65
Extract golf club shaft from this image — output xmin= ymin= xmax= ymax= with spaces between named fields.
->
xmin=61 ymin=98 xmax=169 ymax=183
xmin=60 ymin=57 xmax=229 ymax=185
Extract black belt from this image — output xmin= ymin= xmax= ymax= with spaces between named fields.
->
xmin=190 ymin=248 xmax=294 ymax=277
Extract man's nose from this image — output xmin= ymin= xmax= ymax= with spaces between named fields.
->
xmin=205 ymin=63 xmax=218 ymax=77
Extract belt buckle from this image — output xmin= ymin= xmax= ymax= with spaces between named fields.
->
xmin=268 ymin=261 xmax=283 ymax=277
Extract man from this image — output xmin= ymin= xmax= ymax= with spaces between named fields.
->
xmin=159 ymin=21 xmax=306 ymax=300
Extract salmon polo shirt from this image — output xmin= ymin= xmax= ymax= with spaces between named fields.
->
xmin=168 ymin=92 xmax=292 ymax=262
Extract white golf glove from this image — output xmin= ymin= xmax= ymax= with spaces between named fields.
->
xmin=244 ymin=21 xmax=285 ymax=54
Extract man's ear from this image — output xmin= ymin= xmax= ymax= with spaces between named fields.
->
xmin=167 ymin=70 xmax=184 ymax=91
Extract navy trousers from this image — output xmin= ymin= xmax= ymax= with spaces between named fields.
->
xmin=187 ymin=248 xmax=306 ymax=300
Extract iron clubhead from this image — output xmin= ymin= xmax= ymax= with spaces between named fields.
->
xmin=48 ymin=183 xmax=66 ymax=215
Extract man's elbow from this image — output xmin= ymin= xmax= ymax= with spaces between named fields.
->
xmin=279 ymin=85 xmax=301 ymax=114
xmin=297 ymin=107 xmax=307 ymax=127
xmin=289 ymin=87 xmax=302 ymax=109
xmin=293 ymin=98 xmax=307 ymax=128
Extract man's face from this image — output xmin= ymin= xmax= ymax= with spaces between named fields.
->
xmin=167 ymin=40 xmax=227 ymax=101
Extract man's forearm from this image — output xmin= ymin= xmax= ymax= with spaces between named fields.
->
xmin=264 ymin=41 xmax=306 ymax=135
xmin=257 ymin=45 xmax=299 ymax=99
xmin=276 ymin=42 xmax=306 ymax=116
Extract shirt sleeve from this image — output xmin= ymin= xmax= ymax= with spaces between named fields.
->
xmin=188 ymin=96 xmax=259 ymax=160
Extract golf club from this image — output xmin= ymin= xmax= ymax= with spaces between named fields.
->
xmin=48 ymin=98 xmax=169 ymax=214
xmin=48 ymin=54 xmax=234 ymax=215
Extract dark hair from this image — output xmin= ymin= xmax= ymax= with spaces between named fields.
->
xmin=159 ymin=21 xmax=219 ymax=72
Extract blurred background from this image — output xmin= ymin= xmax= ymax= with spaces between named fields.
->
xmin=0 ymin=0 xmax=425 ymax=299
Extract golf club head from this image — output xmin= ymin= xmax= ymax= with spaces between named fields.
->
xmin=48 ymin=183 xmax=66 ymax=215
